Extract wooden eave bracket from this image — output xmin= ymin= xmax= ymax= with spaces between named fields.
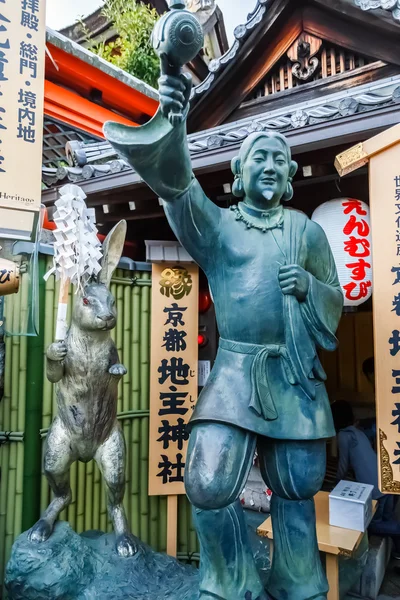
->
xmin=335 ymin=123 xmax=400 ymax=176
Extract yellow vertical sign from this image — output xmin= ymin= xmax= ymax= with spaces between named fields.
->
xmin=149 ymin=263 xmax=199 ymax=497
xmin=370 ymin=144 xmax=400 ymax=494
xmin=0 ymin=0 xmax=46 ymax=240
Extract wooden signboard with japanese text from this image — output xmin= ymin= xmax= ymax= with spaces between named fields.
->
xmin=336 ymin=127 xmax=400 ymax=494
xmin=369 ymin=144 xmax=400 ymax=494
xmin=0 ymin=0 xmax=46 ymax=240
xmin=149 ymin=263 xmax=199 ymax=497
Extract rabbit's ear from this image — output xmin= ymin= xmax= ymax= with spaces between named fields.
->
xmin=99 ymin=220 xmax=127 ymax=288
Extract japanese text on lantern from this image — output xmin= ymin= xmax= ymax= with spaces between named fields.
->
xmin=149 ymin=263 xmax=199 ymax=496
xmin=342 ymin=199 xmax=371 ymax=303
xmin=0 ymin=0 xmax=45 ymax=239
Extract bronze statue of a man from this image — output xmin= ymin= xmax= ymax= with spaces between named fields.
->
xmin=105 ymin=67 xmax=343 ymax=600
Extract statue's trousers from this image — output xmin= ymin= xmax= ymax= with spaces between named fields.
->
xmin=186 ymin=424 xmax=328 ymax=600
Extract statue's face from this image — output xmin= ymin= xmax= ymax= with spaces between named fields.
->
xmin=242 ymin=137 xmax=290 ymax=208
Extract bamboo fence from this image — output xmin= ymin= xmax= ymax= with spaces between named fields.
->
xmin=0 ymin=255 xmax=199 ymax=587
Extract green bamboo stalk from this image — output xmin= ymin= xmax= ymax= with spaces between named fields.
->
xmin=139 ymin=276 xmax=150 ymax=545
xmin=85 ymin=460 xmax=94 ymax=531
xmin=139 ymin=272 xmax=150 ymax=412
xmin=130 ymin=282 xmax=141 ymax=536
xmin=179 ymin=495 xmax=188 ymax=557
xmin=116 ymin=272 xmax=124 ymax=415
xmin=149 ymin=496 xmax=159 ymax=552
xmin=123 ymin=418 xmax=131 ymax=521
xmin=131 ymin=419 xmax=140 ymax=537
xmin=22 ymin=257 xmax=46 ymax=530
xmin=41 ymin=264 xmax=55 ymax=512
xmin=52 ymin=277 xmax=61 ymax=419
xmin=0 ymin=298 xmax=12 ymax=583
xmin=67 ymin=460 xmax=77 ymax=530
xmin=5 ymin=289 xmax=22 ymax=564
xmin=100 ymin=477 xmax=107 ymax=532
xmin=139 ymin=416 xmax=149 ymax=544
xmin=93 ymin=462 xmax=101 ymax=531
xmin=14 ymin=275 xmax=29 ymax=540
xmin=77 ymin=460 xmax=86 ymax=533
xmin=123 ymin=277 xmax=131 ymax=414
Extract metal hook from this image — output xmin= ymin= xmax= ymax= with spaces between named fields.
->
xmin=335 ymin=177 xmax=342 ymax=195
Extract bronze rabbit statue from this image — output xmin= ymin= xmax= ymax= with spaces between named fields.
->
xmin=29 ymin=220 xmax=138 ymax=557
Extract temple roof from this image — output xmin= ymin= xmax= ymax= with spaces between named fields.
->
xmin=46 ymin=28 xmax=158 ymax=102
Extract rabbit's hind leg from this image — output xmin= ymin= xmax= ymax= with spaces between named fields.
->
xmin=95 ymin=423 xmax=138 ymax=557
xmin=29 ymin=417 xmax=75 ymax=543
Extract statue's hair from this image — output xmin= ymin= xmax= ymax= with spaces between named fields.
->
xmin=231 ymin=131 xmax=298 ymax=201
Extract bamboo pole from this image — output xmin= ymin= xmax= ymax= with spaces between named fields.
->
xmin=67 ymin=460 xmax=77 ymax=530
xmin=85 ymin=460 xmax=94 ymax=531
xmin=122 ymin=274 xmax=132 ymax=522
xmin=14 ymin=276 xmax=28 ymax=540
xmin=0 ymin=297 xmax=12 ymax=583
xmin=77 ymin=460 xmax=86 ymax=533
xmin=116 ymin=270 xmax=124 ymax=415
xmin=23 ymin=257 xmax=46 ymax=531
xmin=140 ymin=416 xmax=149 ymax=544
xmin=92 ymin=462 xmax=101 ymax=531
xmin=5 ymin=288 xmax=21 ymax=564
xmin=130 ymin=281 xmax=140 ymax=537
xmin=139 ymin=275 xmax=150 ymax=545
xmin=100 ymin=476 xmax=107 ymax=533
xmin=179 ymin=494 xmax=188 ymax=558
xmin=149 ymin=496 xmax=159 ymax=552
xmin=41 ymin=262 xmax=55 ymax=512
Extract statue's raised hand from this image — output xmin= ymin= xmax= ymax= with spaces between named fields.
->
xmin=47 ymin=340 xmax=68 ymax=362
xmin=159 ymin=54 xmax=192 ymax=123
xmin=279 ymin=265 xmax=310 ymax=302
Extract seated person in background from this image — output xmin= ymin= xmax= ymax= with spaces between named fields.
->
xmin=360 ymin=357 xmax=377 ymax=449
xmin=332 ymin=399 xmax=400 ymax=559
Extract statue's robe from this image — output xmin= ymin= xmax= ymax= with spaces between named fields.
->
xmin=104 ymin=110 xmax=343 ymax=441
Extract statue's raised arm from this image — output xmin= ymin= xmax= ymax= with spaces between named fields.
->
xmin=104 ymin=1 xmax=221 ymax=271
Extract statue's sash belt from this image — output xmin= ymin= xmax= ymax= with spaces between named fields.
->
xmin=219 ymin=339 xmax=296 ymax=422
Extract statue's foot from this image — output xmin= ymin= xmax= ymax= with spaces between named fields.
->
xmin=115 ymin=532 xmax=138 ymax=557
xmin=28 ymin=519 xmax=53 ymax=543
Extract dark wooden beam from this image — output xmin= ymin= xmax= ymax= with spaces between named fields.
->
xmin=310 ymin=0 xmax=400 ymax=36
xmin=230 ymin=62 xmax=397 ymax=123
xmin=99 ymin=209 xmax=165 ymax=223
xmin=303 ymin=5 xmax=400 ymax=66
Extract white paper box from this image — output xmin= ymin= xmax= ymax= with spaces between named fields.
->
xmin=329 ymin=480 xmax=374 ymax=532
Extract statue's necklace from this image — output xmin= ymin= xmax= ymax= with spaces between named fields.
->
xmin=230 ymin=202 xmax=284 ymax=233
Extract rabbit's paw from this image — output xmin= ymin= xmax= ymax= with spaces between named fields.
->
xmin=115 ymin=532 xmax=138 ymax=557
xmin=28 ymin=518 xmax=53 ymax=543
xmin=47 ymin=341 xmax=68 ymax=362
xmin=109 ymin=364 xmax=127 ymax=378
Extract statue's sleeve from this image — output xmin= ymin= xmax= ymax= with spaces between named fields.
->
xmin=103 ymin=109 xmax=222 ymax=270
xmin=301 ymin=219 xmax=344 ymax=351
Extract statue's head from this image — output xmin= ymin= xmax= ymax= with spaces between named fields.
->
xmin=231 ymin=131 xmax=298 ymax=209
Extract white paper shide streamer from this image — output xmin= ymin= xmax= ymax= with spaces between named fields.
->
xmin=45 ymin=184 xmax=103 ymax=340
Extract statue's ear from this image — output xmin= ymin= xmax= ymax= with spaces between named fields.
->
xmin=289 ymin=160 xmax=298 ymax=179
xmin=231 ymin=156 xmax=241 ymax=176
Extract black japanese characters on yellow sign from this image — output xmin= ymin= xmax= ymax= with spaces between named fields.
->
xmin=149 ymin=264 xmax=198 ymax=496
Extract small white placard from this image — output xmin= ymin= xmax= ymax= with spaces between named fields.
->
xmin=198 ymin=360 xmax=211 ymax=387
xmin=329 ymin=480 xmax=374 ymax=532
